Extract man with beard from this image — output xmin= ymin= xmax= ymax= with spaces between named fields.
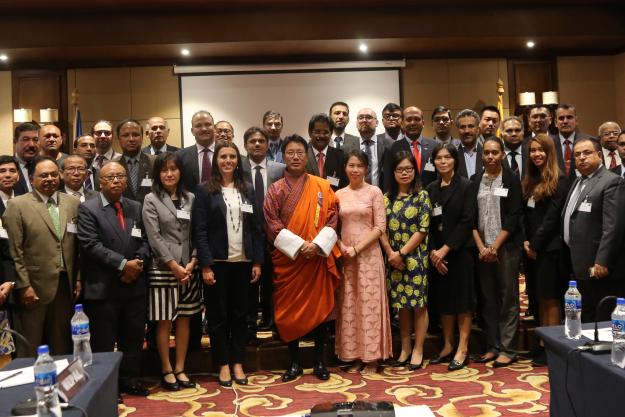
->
xmin=264 ymin=111 xmax=285 ymax=163
xmin=598 ymin=121 xmax=622 ymax=169
xmin=13 ymin=122 xmax=40 ymax=194
xmin=329 ymin=101 xmax=358 ymax=151
xmin=377 ymin=102 xmax=405 ymax=142
xmin=39 ymin=124 xmax=68 ymax=165
xmin=92 ymin=120 xmax=121 ymax=170
xmin=455 ymin=109 xmax=483 ymax=178
xmin=142 ymin=116 xmax=179 ymax=155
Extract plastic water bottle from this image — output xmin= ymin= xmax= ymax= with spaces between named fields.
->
xmin=71 ymin=304 xmax=92 ymax=366
xmin=611 ymin=298 xmax=625 ymax=368
xmin=34 ymin=345 xmax=61 ymax=417
xmin=564 ymin=280 xmax=582 ymax=339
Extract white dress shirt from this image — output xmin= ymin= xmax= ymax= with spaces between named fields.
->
xmin=249 ymin=158 xmax=269 ymax=194
xmin=360 ymin=136 xmax=379 ymax=186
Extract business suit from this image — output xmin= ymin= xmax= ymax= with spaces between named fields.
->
xmin=561 ymin=165 xmax=625 ymax=321
xmin=384 ymin=136 xmax=438 ymax=190
xmin=611 ymin=164 xmax=625 ymax=178
xmin=142 ymin=144 xmax=180 ymax=155
xmin=59 ymin=186 xmax=99 ymax=202
xmin=305 ymin=146 xmax=348 ymax=190
xmin=456 ymin=143 xmax=483 ymax=179
xmin=343 ymin=135 xmax=394 ymax=191
xmin=176 ymin=144 xmax=203 ymax=193
xmin=193 ymin=183 xmax=263 ymax=365
xmin=13 ymin=160 xmax=31 ymax=196
xmin=77 ymin=194 xmax=150 ymax=388
xmin=502 ymin=140 xmax=528 ymax=179
xmin=550 ymin=132 xmax=591 ymax=181
xmin=118 ymin=153 xmax=155 ymax=204
xmin=3 ymin=191 xmax=80 ymax=357
xmin=83 ymin=166 xmax=101 ymax=192
xmin=332 ymin=133 xmax=359 ymax=150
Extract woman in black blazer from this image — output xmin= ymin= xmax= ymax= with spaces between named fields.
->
xmin=426 ymin=143 xmax=476 ymax=371
xmin=193 ymin=140 xmax=263 ymax=387
xmin=472 ymin=136 xmax=523 ymax=368
xmin=522 ymin=133 xmax=570 ymax=365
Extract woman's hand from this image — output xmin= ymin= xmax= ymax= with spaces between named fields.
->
xmin=388 ymin=251 xmax=405 ymax=270
xmin=523 ymin=241 xmax=537 ymax=260
xmin=0 ymin=282 xmax=14 ymax=306
xmin=172 ymin=262 xmax=189 ymax=283
xmin=202 ymin=266 xmax=216 ymax=285
xmin=251 ymin=263 xmax=262 ymax=283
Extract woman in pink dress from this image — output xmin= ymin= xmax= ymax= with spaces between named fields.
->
xmin=335 ymin=149 xmax=392 ymax=374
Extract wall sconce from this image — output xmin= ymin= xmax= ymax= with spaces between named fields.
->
xmin=13 ymin=108 xmax=32 ymax=123
xmin=518 ymin=92 xmax=536 ymax=106
xmin=542 ymin=91 xmax=559 ymax=105
xmin=40 ymin=108 xmax=59 ymax=123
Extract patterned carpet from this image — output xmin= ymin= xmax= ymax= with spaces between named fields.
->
xmin=119 ymin=359 xmax=550 ymax=417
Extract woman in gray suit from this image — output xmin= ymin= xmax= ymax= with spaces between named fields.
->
xmin=142 ymin=152 xmax=202 ymax=391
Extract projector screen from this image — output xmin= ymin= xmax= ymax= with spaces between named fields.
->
xmin=179 ymin=70 xmax=401 ymax=151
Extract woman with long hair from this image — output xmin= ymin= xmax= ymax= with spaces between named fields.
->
xmin=193 ymin=141 xmax=263 ymax=386
xmin=521 ymin=133 xmax=570 ymax=365
xmin=380 ymin=150 xmax=432 ymax=370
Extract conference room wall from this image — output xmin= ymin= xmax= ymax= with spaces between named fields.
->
xmin=0 ymin=71 xmax=12 ymax=155
xmin=615 ymin=52 xmax=625 ymax=127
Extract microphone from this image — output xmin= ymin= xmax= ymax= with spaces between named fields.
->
xmin=584 ymin=295 xmax=617 ymax=353
xmin=0 ymin=327 xmax=32 ymax=353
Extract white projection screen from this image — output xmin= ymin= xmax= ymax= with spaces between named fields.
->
xmin=179 ymin=69 xmax=401 ymax=151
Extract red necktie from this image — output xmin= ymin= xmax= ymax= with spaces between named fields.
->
xmin=201 ymin=148 xmax=211 ymax=183
xmin=609 ymin=151 xmax=617 ymax=169
xmin=564 ymin=139 xmax=572 ymax=176
xmin=113 ymin=201 xmax=125 ymax=230
xmin=317 ymin=152 xmax=325 ymax=178
xmin=412 ymin=140 xmax=421 ymax=174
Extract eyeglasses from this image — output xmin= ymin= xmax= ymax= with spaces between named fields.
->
xmin=383 ymin=113 xmax=401 ymax=121
xmin=504 ymin=128 xmax=523 ymax=134
xmin=102 ymin=174 xmax=127 ymax=181
xmin=357 ymin=115 xmax=375 ymax=121
xmin=94 ymin=130 xmax=112 ymax=137
xmin=394 ymin=167 xmax=415 ymax=174
xmin=285 ymin=150 xmax=306 ymax=157
xmin=601 ymin=131 xmax=621 ymax=137
xmin=433 ymin=116 xmax=451 ymax=124
xmin=216 ymin=129 xmax=233 ymax=135
xmin=618 ymin=142 xmax=625 ymax=146
xmin=64 ymin=167 xmax=87 ymax=173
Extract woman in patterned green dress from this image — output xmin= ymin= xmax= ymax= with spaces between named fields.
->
xmin=380 ymin=150 xmax=432 ymax=370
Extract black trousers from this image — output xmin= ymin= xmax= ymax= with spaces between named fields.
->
xmin=247 ymin=250 xmax=274 ymax=327
xmin=287 ymin=323 xmax=328 ymax=365
xmin=85 ymin=295 xmax=147 ymax=387
xmin=205 ymin=261 xmax=251 ymax=366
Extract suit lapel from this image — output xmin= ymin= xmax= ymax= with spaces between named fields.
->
xmin=58 ymin=194 xmax=68 ymax=239
xmin=574 ymin=169 xmax=602 ymax=211
xmin=161 ymin=191 xmax=178 ymax=217
xmin=307 ymin=148 xmax=319 ymax=176
xmin=32 ymin=192 xmax=59 ymax=240
xmin=101 ymin=197 xmax=126 ymax=241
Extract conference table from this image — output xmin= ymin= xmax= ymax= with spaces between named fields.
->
xmin=537 ymin=322 xmax=625 ymax=417
xmin=0 ymin=351 xmax=121 ymax=417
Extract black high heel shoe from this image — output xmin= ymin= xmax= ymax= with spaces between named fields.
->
xmin=174 ymin=371 xmax=196 ymax=389
xmin=448 ymin=356 xmax=469 ymax=371
xmin=390 ymin=354 xmax=411 ymax=367
xmin=429 ymin=351 xmax=455 ymax=365
xmin=161 ymin=372 xmax=180 ymax=391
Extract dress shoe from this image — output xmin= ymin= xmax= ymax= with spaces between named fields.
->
xmin=429 ymin=351 xmax=454 ymax=365
xmin=474 ymin=353 xmax=498 ymax=363
xmin=121 ymin=384 xmax=150 ymax=397
xmin=218 ymin=378 xmax=233 ymax=387
xmin=389 ymin=356 xmax=410 ymax=367
xmin=448 ymin=357 xmax=469 ymax=371
xmin=174 ymin=371 xmax=196 ymax=389
xmin=408 ymin=361 xmax=423 ymax=371
xmin=492 ymin=356 xmax=517 ymax=368
xmin=161 ymin=372 xmax=180 ymax=391
xmin=312 ymin=362 xmax=330 ymax=381
xmin=281 ymin=363 xmax=303 ymax=382
xmin=234 ymin=376 xmax=248 ymax=385
xmin=117 ymin=394 xmax=124 ymax=404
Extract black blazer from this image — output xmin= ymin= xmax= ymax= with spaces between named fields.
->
xmin=456 ymin=143 xmax=483 ymax=179
xmin=384 ymin=137 xmax=438 ymax=190
xmin=14 ymin=167 xmax=29 ymax=197
xmin=193 ymin=183 xmax=264 ymax=267
xmin=77 ymin=196 xmax=151 ymax=300
xmin=176 ymin=145 xmax=201 ymax=193
xmin=118 ymin=153 xmax=155 ymax=204
xmin=611 ymin=165 xmax=625 ymax=178
xmin=502 ymin=140 xmax=528 ymax=180
xmin=305 ymin=146 xmax=348 ymax=190
xmin=550 ymin=132 xmax=592 ymax=182
xmin=471 ymin=166 xmax=524 ymax=250
xmin=426 ymin=174 xmax=476 ymax=251
xmin=523 ymin=176 xmax=570 ymax=253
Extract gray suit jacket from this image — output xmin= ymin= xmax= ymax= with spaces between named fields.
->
xmin=118 ymin=152 xmax=155 ymax=204
xmin=342 ymin=134 xmax=394 ymax=189
xmin=563 ymin=165 xmax=625 ymax=280
xmin=142 ymin=191 xmax=195 ymax=269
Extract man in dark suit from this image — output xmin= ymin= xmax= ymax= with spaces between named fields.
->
xmin=0 ymin=155 xmax=21 ymax=216
xmin=598 ymin=121 xmax=622 ymax=170
xmin=92 ymin=120 xmax=121 ymax=170
xmin=562 ymin=138 xmax=625 ymax=322
xmin=526 ymin=105 xmax=552 ymax=139
xmin=13 ymin=122 xmax=41 ymax=195
xmin=377 ymin=102 xmax=405 ymax=142
xmin=455 ymin=109 xmax=483 ymax=178
xmin=501 ymin=116 xmax=527 ymax=180
xmin=74 ymin=134 xmax=100 ymax=191
xmin=241 ymin=126 xmax=285 ymax=331
xmin=4 ymin=156 xmax=80 ymax=357
xmin=117 ymin=119 xmax=155 ymax=204
xmin=305 ymin=113 xmax=347 ymax=190
xmin=60 ymin=155 xmax=99 ymax=202
xmin=384 ymin=106 xmax=437 ymax=190
xmin=176 ymin=110 xmax=215 ymax=193
xmin=551 ymin=103 xmax=592 ymax=180
xmin=343 ymin=107 xmax=393 ymax=191
xmin=264 ymin=110 xmax=284 ymax=163
xmin=77 ymin=161 xmax=151 ymax=397
xmin=432 ymin=105 xmax=461 ymax=147
xmin=611 ymin=132 xmax=625 ymax=178
xmin=477 ymin=105 xmax=501 ymax=144
xmin=142 ymin=116 xmax=179 ymax=155
xmin=329 ymin=101 xmax=359 ymax=150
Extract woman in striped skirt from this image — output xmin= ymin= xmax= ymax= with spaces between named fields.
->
xmin=142 ymin=152 xmax=202 ymax=391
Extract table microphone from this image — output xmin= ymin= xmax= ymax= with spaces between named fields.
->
xmin=0 ymin=327 xmax=32 ymax=352
xmin=584 ymin=295 xmax=617 ymax=353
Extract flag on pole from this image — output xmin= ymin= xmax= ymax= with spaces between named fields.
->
xmin=73 ymin=106 xmax=82 ymax=143
xmin=496 ymin=78 xmax=505 ymax=137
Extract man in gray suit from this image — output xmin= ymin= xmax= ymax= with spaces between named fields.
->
xmin=242 ymin=126 xmax=285 ymax=331
xmin=329 ymin=101 xmax=358 ymax=151
xmin=60 ymin=155 xmax=99 ymax=202
xmin=142 ymin=116 xmax=179 ymax=156
xmin=117 ymin=119 xmax=155 ymax=204
xmin=377 ymin=102 xmax=405 ymax=142
xmin=343 ymin=107 xmax=393 ymax=190
xmin=562 ymin=138 xmax=625 ymax=322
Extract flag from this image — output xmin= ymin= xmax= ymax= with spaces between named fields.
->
xmin=496 ymin=78 xmax=505 ymax=137
xmin=73 ymin=106 xmax=82 ymax=143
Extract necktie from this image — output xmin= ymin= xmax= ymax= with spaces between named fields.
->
xmin=155 ymin=150 xmax=162 ymax=156
xmin=609 ymin=151 xmax=617 ymax=169
xmin=96 ymin=155 xmax=105 ymax=169
xmin=47 ymin=198 xmax=63 ymax=268
xmin=127 ymin=158 xmax=138 ymax=194
xmin=411 ymin=140 xmax=421 ymax=174
xmin=510 ymin=150 xmax=519 ymax=177
xmin=25 ymin=160 xmax=34 ymax=177
xmin=317 ymin=152 xmax=325 ymax=178
xmin=254 ymin=166 xmax=264 ymax=222
xmin=564 ymin=139 xmax=572 ymax=176
xmin=113 ymin=201 xmax=126 ymax=230
xmin=84 ymin=169 xmax=93 ymax=190
xmin=334 ymin=136 xmax=342 ymax=150
xmin=363 ymin=139 xmax=373 ymax=183
xmin=201 ymin=148 xmax=211 ymax=183
xmin=563 ymin=177 xmax=587 ymax=245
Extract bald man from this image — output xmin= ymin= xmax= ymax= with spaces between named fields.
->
xmin=142 ymin=116 xmax=179 ymax=155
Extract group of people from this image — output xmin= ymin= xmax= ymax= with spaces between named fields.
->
xmin=0 ymin=100 xmax=624 ymax=398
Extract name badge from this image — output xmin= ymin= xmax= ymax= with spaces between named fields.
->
xmin=131 ymin=227 xmax=142 ymax=238
xmin=578 ymin=202 xmax=592 ymax=213
xmin=0 ymin=228 xmax=7 ymax=239
xmin=140 ymin=178 xmax=152 ymax=187
xmin=527 ymin=197 xmax=535 ymax=208
xmin=67 ymin=222 xmax=78 ymax=234
xmin=493 ymin=187 xmax=509 ymax=197
xmin=327 ymin=176 xmax=340 ymax=187
xmin=241 ymin=203 xmax=254 ymax=214
xmin=424 ymin=162 xmax=436 ymax=172
xmin=432 ymin=206 xmax=442 ymax=217
xmin=176 ymin=209 xmax=190 ymax=220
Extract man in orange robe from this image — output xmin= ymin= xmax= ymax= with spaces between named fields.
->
xmin=264 ymin=134 xmax=341 ymax=382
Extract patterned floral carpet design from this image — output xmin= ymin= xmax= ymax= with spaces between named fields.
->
xmin=119 ymin=359 xmax=550 ymax=417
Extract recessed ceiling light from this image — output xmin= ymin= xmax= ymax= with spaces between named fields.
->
xmin=0 ymin=54 xmax=8 ymax=62
xmin=526 ymin=41 xmax=536 ymax=49
xmin=359 ymin=43 xmax=368 ymax=53
xmin=181 ymin=49 xmax=190 ymax=56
